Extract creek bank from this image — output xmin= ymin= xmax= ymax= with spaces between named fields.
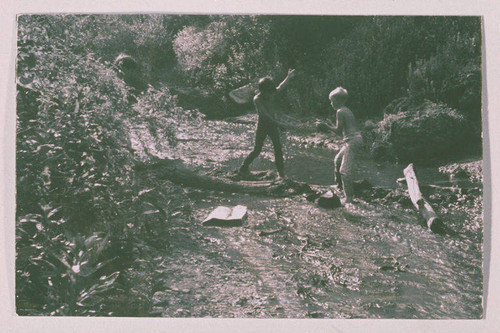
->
xmin=138 ymin=174 xmax=482 ymax=318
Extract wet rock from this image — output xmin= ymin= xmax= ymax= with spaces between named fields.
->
xmin=288 ymin=181 xmax=313 ymax=195
xmin=306 ymin=191 xmax=321 ymax=202
xmin=388 ymin=102 xmax=470 ymax=163
xmin=317 ymin=191 xmax=341 ymax=209
xmin=372 ymin=187 xmax=391 ymax=199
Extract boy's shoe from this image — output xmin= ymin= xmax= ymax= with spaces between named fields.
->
xmin=329 ymin=184 xmax=342 ymax=193
xmin=272 ymin=174 xmax=288 ymax=184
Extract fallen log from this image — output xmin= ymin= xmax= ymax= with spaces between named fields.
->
xmin=135 ymin=157 xmax=314 ymax=197
xmin=403 ymin=163 xmax=443 ymax=233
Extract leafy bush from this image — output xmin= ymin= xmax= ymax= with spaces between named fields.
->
xmin=173 ymin=16 xmax=277 ymax=95
xmin=300 ymin=16 xmax=481 ymax=120
xmin=408 ymin=30 xmax=481 ymax=122
xmin=16 ymin=15 xmax=175 ymax=316
xmin=17 ymin=20 xmax=134 ymax=225
xmin=170 ymin=15 xmax=481 ymax=122
xmin=88 ymin=15 xmax=184 ymax=84
xmin=369 ymin=101 xmax=471 ymax=163
xmin=130 ymin=84 xmax=206 ymax=157
xmin=16 ymin=220 xmax=123 ymax=315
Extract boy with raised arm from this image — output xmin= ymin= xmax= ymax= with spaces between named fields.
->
xmin=323 ymin=87 xmax=363 ymax=204
xmin=238 ymin=69 xmax=296 ymax=180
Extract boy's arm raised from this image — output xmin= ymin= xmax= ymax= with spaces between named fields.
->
xmin=276 ymin=69 xmax=296 ymax=93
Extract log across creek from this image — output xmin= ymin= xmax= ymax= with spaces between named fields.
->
xmin=136 ymin=158 xmax=444 ymax=233
xmin=135 ymin=157 xmax=314 ymax=197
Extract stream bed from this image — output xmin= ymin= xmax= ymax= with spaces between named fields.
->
xmin=131 ymin=114 xmax=483 ymax=318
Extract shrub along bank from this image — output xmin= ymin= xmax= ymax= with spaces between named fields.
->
xmin=16 ymin=15 xmax=185 ymax=315
xmin=366 ymin=101 xmax=479 ymax=164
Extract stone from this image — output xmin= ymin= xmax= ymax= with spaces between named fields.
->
xmin=317 ymin=191 xmax=341 ymax=209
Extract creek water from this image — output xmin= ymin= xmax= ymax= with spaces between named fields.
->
xmin=132 ymin=115 xmax=483 ymax=318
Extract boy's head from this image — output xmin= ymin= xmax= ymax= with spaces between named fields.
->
xmin=329 ymin=87 xmax=348 ymax=109
xmin=258 ymin=77 xmax=276 ymax=96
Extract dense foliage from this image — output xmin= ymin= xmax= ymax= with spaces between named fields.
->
xmin=16 ymin=14 xmax=482 ymax=316
xmin=16 ymin=15 xmax=181 ymax=315
xmin=171 ymin=16 xmax=481 ymax=118
xmin=170 ymin=15 xmax=482 ymax=158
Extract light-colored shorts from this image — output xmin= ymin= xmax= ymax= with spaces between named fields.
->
xmin=335 ymin=134 xmax=363 ymax=179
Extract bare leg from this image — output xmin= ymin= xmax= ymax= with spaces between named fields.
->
xmin=334 ymin=147 xmax=345 ymax=189
xmin=339 ymin=141 xmax=357 ymax=204
xmin=342 ymin=175 xmax=354 ymax=203
xmin=240 ymin=122 xmax=267 ymax=174
xmin=268 ymin=127 xmax=285 ymax=178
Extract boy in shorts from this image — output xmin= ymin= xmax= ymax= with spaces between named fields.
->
xmin=323 ymin=87 xmax=363 ymax=203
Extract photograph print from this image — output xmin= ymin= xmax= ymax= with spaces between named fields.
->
xmin=16 ymin=14 xmax=483 ymax=318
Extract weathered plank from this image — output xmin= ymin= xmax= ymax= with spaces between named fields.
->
xmin=403 ymin=163 xmax=443 ymax=232
xmin=202 ymin=205 xmax=248 ymax=227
